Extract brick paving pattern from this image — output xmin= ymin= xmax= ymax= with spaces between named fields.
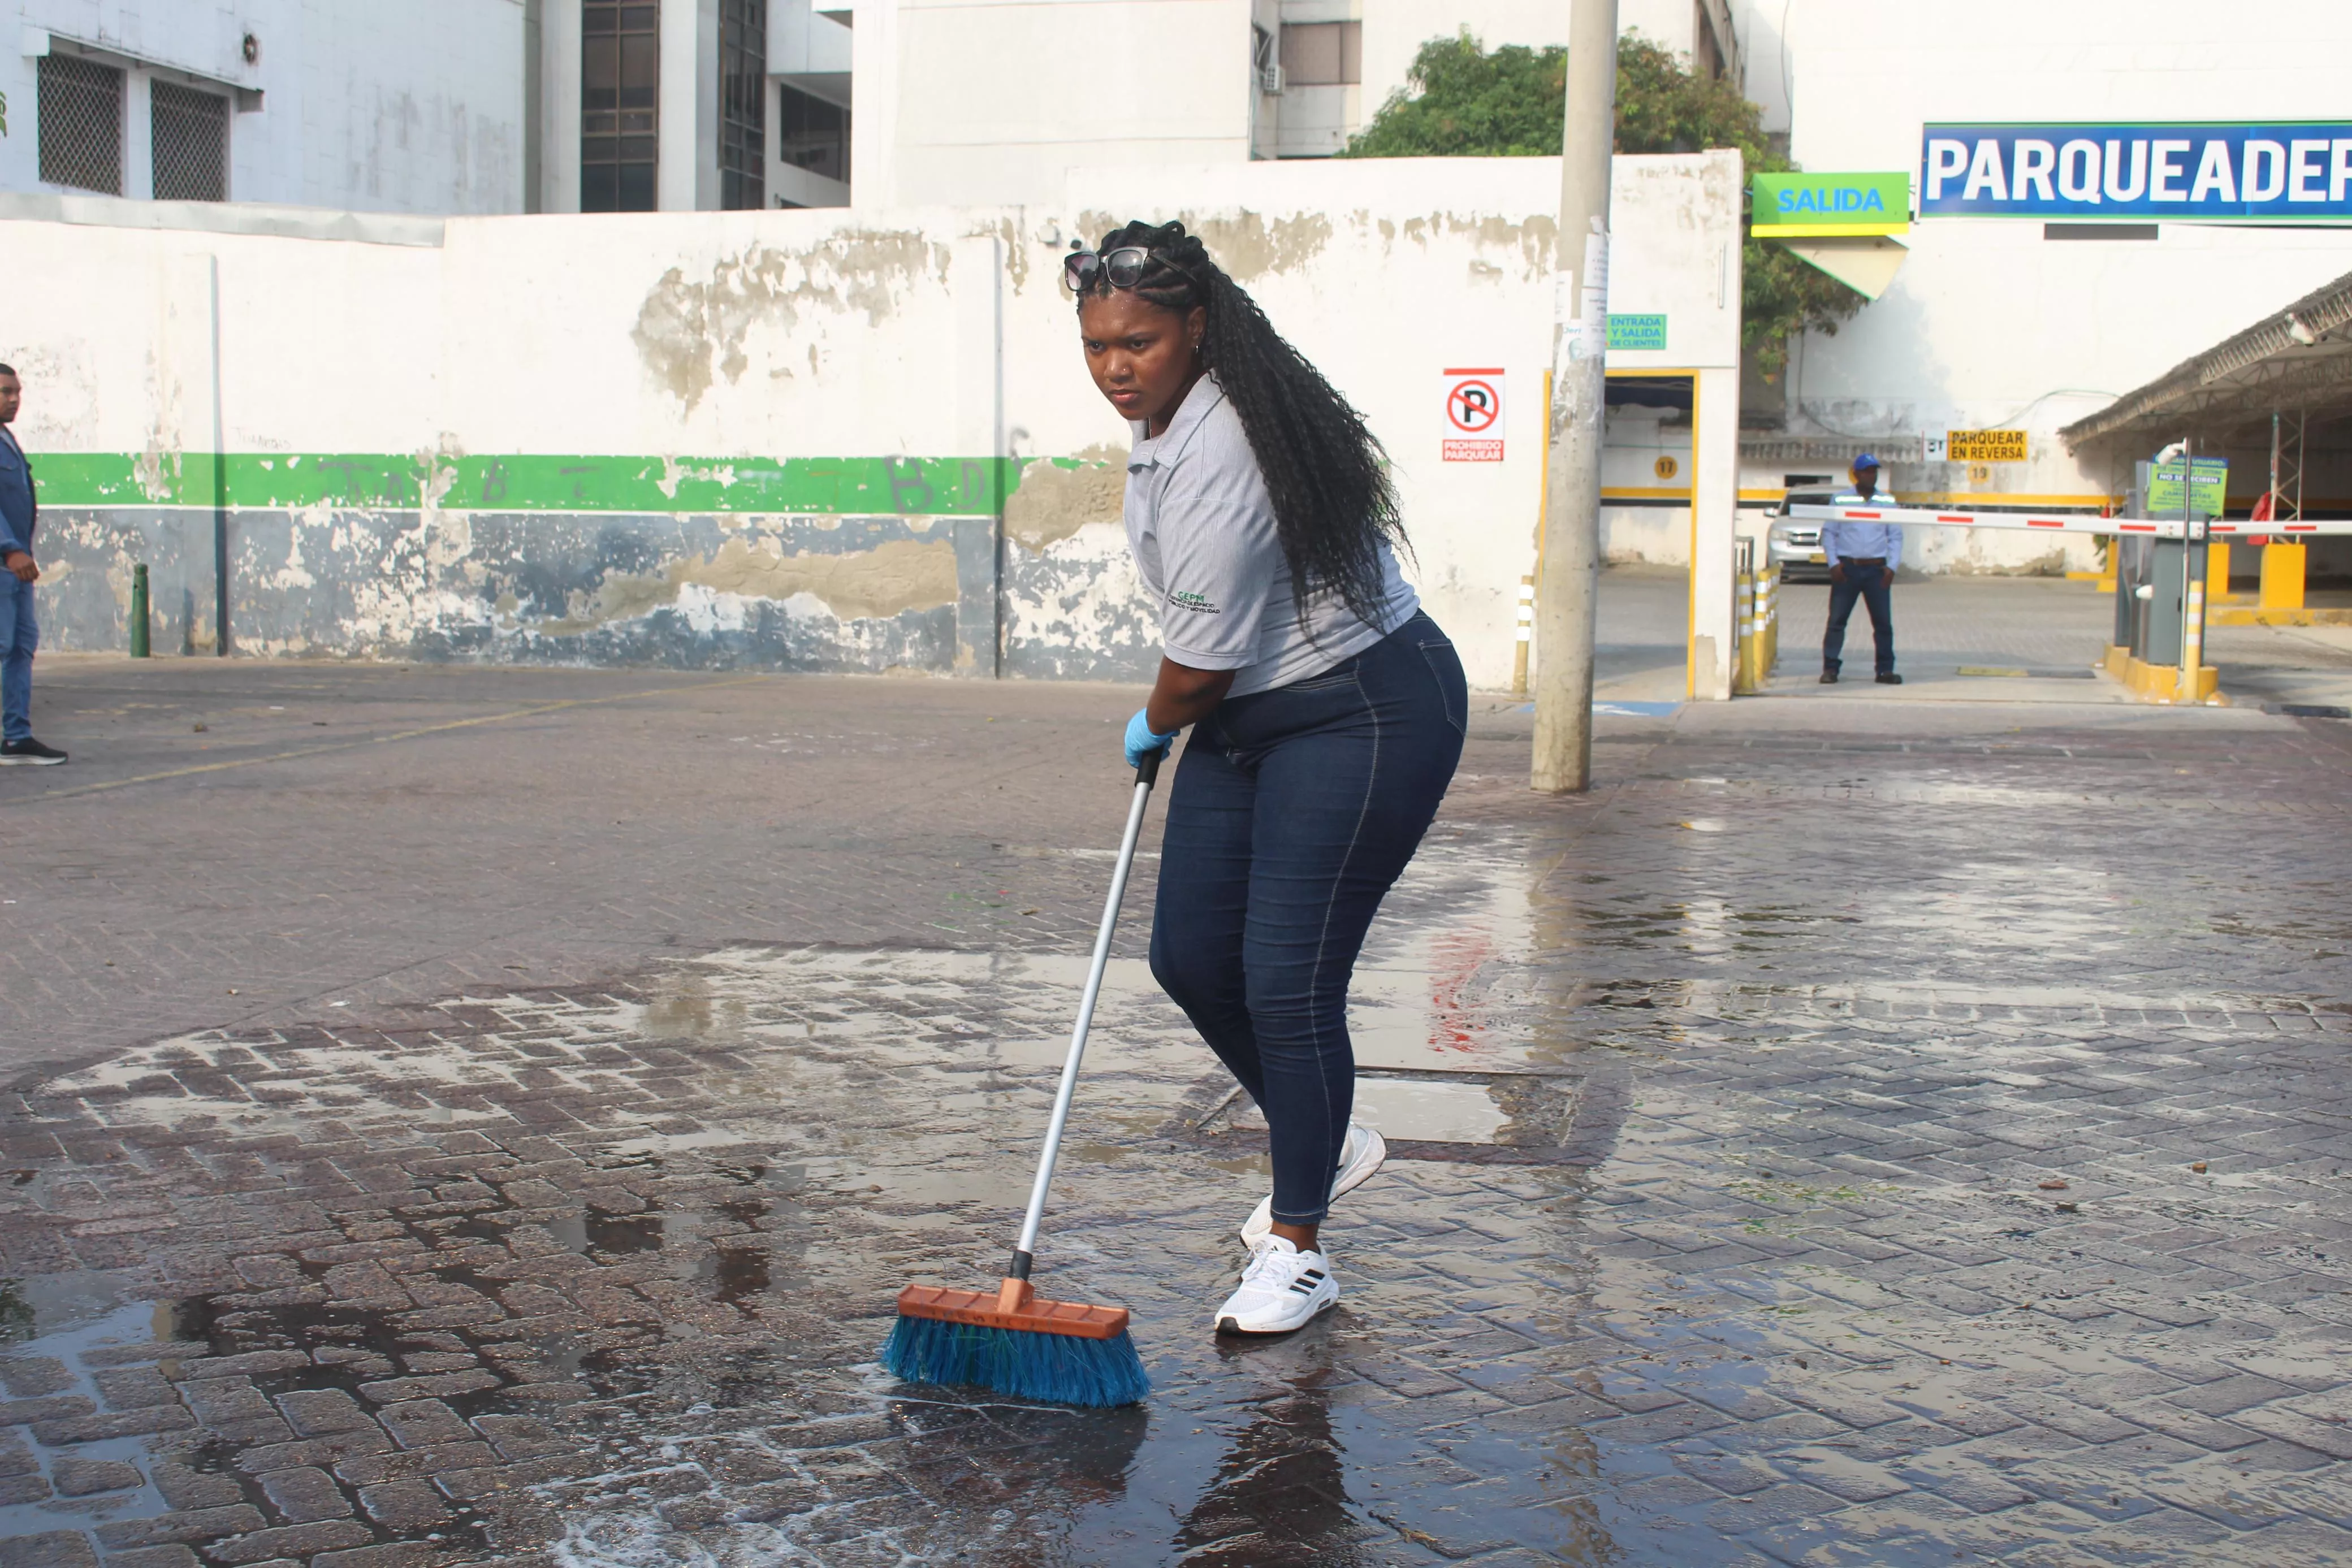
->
xmin=0 ymin=644 xmax=2347 ymax=1564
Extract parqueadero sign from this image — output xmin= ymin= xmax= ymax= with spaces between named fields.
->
xmin=1919 ymin=123 xmax=2352 ymax=221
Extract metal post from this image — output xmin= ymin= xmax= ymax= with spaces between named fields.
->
xmin=207 ymin=255 xmax=230 ymax=656
xmin=2269 ymin=410 xmax=2282 ymax=518
xmin=2294 ymin=408 xmax=2306 ymax=519
xmin=1530 ymin=0 xmax=1618 ymax=794
xmin=2178 ymin=437 xmax=2204 ymax=703
xmin=129 ymin=564 xmax=150 ymax=658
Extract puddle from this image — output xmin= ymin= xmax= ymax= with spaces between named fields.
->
xmin=2 ymin=809 xmax=2345 ymax=1565
xmin=0 ymin=1297 xmax=187 ymax=1539
xmin=586 ymin=1211 xmax=665 ymax=1256
xmin=1207 ymin=1076 xmax=1511 ymax=1145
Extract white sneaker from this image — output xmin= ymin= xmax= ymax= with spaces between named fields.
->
xmin=1213 ymin=1237 xmax=1338 ymax=1335
xmin=1239 ymin=1124 xmax=1387 ymax=1251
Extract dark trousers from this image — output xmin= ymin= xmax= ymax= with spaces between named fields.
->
xmin=1149 ymin=612 xmax=1466 ymax=1224
xmin=1823 ymin=564 xmax=1895 ymax=677
xmin=0 ymin=575 xmax=34 ymax=743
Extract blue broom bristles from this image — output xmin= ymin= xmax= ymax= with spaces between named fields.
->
xmin=880 ymin=1312 xmax=1149 ymax=1408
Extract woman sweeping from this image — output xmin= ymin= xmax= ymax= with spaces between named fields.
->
xmin=1070 ymin=221 xmax=1467 ymax=1335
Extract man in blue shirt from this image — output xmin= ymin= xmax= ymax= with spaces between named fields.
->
xmin=1819 ymin=453 xmax=1903 ymax=686
xmin=0 ymin=365 xmax=67 ymax=764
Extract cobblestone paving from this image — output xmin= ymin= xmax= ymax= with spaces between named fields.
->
xmin=0 ymin=660 xmax=1183 ymax=1073
xmin=1 ymin=657 xmax=2349 ymax=1565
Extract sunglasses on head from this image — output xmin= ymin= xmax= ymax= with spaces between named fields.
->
xmin=1064 ymin=246 xmax=1151 ymax=293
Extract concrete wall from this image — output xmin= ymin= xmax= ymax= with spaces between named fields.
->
xmin=0 ymin=153 xmax=1743 ymax=694
xmin=3 ymin=0 xmax=525 ymax=214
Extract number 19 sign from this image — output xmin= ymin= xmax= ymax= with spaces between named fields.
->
xmin=1442 ymin=369 xmax=1505 ymax=462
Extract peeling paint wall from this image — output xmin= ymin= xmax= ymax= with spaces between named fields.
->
xmin=32 ymin=506 xmax=978 ymax=672
xmin=997 ymin=447 xmax=1155 ymax=680
xmin=0 ymin=156 xmax=1743 ymax=686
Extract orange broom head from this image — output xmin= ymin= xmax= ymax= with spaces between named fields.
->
xmin=895 ymin=1277 xmax=1130 ymax=1340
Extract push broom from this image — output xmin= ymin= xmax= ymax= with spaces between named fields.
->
xmin=879 ymin=747 xmax=1162 ymax=1407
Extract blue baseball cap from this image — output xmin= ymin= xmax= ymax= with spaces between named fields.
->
xmin=1853 ymin=452 xmax=1880 ymax=470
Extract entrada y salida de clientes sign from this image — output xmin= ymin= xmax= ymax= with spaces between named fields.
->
xmin=1919 ymin=124 xmax=2352 ymax=221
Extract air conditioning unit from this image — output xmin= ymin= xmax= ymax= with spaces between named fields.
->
xmin=1259 ymin=63 xmax=1284 ymax=94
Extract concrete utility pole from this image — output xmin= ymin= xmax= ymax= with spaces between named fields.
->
xmin=1530 ymin=0 xmax=1618 ymax=793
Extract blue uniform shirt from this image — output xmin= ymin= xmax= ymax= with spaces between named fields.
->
xmin=0 ymin=427 xmax=33 ymax=557
xmin=1821 ymin=488 xmax=1901 ymax=571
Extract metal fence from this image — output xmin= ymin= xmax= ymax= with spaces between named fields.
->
xmin=38 ymin=53 xmax=124 ymax=194
xmin=152 ymin=81 xmax=230 ymax=201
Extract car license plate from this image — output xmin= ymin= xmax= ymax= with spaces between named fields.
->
xmin=1808 ymin=552 xmax=1826 ymax=563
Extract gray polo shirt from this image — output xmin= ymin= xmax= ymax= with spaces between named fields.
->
xmin=1124 ymin=375 xmax=1418 ymax=699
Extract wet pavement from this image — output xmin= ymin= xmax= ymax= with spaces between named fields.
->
xmin=2 ymin=647 xmax=2350 ymax=1565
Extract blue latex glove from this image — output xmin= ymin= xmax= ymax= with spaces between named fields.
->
xmin=1124 ymin=708 xmax=1178 ymax=768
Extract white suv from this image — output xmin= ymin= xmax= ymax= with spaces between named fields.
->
xmin=1767 ymin=492 xmax=1838 ymax=582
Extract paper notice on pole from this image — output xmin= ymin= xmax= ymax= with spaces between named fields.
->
xmin=1555 ymin=228 xmax=1612 ymax=364
xmin=1580 ymin=228 xmax=1610 ymax=355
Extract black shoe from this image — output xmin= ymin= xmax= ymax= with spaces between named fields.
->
xmin=0 ymin=737 xmax=67 ymax=766
xmin=1819 ymin=672 xmax=1839 ymax=685
xmin=1875 ymin=673 xmax=1904 ymax=685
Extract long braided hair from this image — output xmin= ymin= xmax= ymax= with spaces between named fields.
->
xmin=1075 ymin=219 xmax=1408 ymax=629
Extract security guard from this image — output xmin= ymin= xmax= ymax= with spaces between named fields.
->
xmin=1820 ymin=453 xmax=1902 ymax=686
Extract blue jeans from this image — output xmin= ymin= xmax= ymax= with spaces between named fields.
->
xmin=1149 ymin=612 xmax=1467 ymax=1225
xmin=1824 ymin=564 xmax=1895 ymax=677
xmin=0 ymin=575 xmax=34 ymax=743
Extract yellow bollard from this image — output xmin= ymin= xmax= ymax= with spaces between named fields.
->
xmin=2206 ymin=541 xmax=2229 ymax=600
xmin=1735 ymin=570 xmax=1756 ymax=693
xmin=1511 ymin=574 xmax=1534 ymax=694
xmin=2260 ymin=542 xmax=2307 ymax=611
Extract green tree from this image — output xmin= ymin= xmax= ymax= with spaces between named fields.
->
xmin=1341 ymin=31 xmax=1864 ymax=377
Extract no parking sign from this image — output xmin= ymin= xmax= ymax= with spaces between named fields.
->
xmin=1441 ymin=368 xmax=1504 ymax=462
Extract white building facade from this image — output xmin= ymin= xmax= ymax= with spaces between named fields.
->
xmin=535 ymin=0 xmax=855 ymax=214
xmin=1 ymin=1 xmax=858 ymax=219
xmin=0 ymin=2 xmax=1742 ymax=220
xmin=2 ymin=0 xmax=528 ymax=213
xmin=849 ymin=0 xmax=1739 ymax=209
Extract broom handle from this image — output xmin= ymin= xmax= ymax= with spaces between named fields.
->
xmin=1006 ymin=745 xmax=1162 ymax=1278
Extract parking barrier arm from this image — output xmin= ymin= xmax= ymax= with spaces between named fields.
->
xmin=1782 ymin=503 xmax=2351 ymax=538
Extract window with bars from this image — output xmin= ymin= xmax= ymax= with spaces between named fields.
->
xmin=582 ymin=0 xmax=659 ymax=212
xmin=719 ymin=0 xmax=766 ymax=211
xmin=779 ymin=86 xmax=847 ymax=187
xmin=152 ymin=81 xmax=230 ymax=202
xmin=38 ymin=53 xmax=124 ymax=194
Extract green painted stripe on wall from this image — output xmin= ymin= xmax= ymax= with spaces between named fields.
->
xmin=28 ymin=453 xmax=1019 ymax=514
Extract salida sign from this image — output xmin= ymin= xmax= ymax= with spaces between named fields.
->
xmin=1442 ymin=368 xmax=1504 ymax=462
xmin=1920 ymin=123 xmax=2352 ymax=220
xmin=1751 ymin=171 xmax=1910 ymax=236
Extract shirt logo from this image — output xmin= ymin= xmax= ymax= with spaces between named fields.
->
xmin=1169 ymin=590 xmax=1220 ymax=614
